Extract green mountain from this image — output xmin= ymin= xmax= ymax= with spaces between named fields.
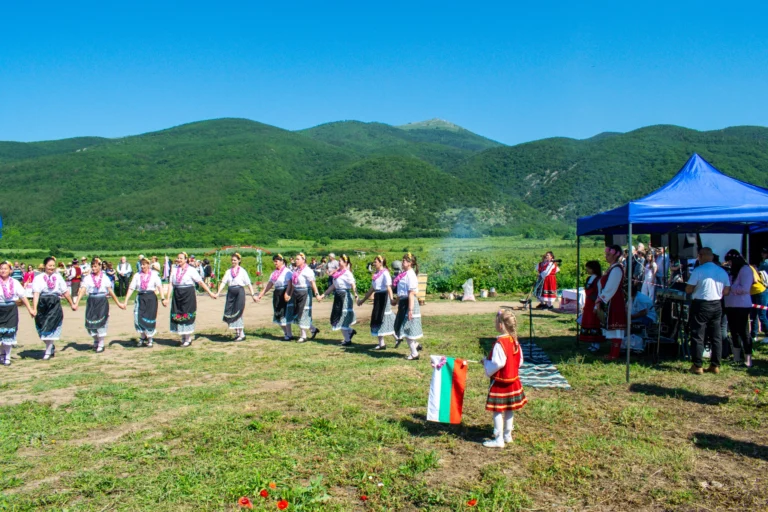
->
xmin=446 ymin=124 xmax=768 ymax=222
xmin=0 ymin=118 xmax=530 ymax=249
xmin=299 ymin=119 xmax=502 ymax=169
xmin=1 ymin=120 xmax=766 ymax=250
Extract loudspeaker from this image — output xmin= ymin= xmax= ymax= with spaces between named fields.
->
xmin=670 ymin=233 xmax=698 ymax=259
xmin=605 ymin=234 xmax=628 ymax=246
xmin=650 ymin=234 xmax=669 ymax=247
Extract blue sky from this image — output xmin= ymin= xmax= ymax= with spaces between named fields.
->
xmin=1 ymin=1 xmax=766 ymax=145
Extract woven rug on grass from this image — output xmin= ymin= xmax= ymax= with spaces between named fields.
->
xmin=519 ymin=343 xmax=571 ymax=390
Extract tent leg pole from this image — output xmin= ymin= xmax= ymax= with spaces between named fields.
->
xmin=627 ymin=224 xmax=633 ymax=384
xmin=576 ymin=236 xmax=581 ymax=347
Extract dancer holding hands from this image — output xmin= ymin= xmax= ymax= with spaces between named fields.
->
xmin=284 ymin=253 xmax=321 ymax=343
xmin=32 ymin=257 xmax=76 ymax=360
xmin=0 ymin=261 xmax=35 ymax=366
xmin=358 ymin=255 xmax=395 ymax=350
xmin=257 ymin=254 xmax=294 ymax=341
xmin=393 ymin=252 xmax=423 ymax=360
xmin=74 ymin=257 xmax=125 ymax=353
xmin=123 ymin=257 xmax=166 ymax=347
xmin=216 ymin=253 xmax=257 ymax=341
xmin=164 ymin=252 xmax=217 ymax=347
xmin=321 ymin=254 xmax=358 ymax=346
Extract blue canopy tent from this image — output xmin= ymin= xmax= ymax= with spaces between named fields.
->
xmin=576 ymin=153 xmax=768 ymax=381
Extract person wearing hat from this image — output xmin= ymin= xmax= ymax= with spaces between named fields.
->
xmin=80 ymin=257 xmax=91 ymax=277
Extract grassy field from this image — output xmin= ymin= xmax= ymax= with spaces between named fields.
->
xmin=2 ymin=309 xmax=766 ymax=511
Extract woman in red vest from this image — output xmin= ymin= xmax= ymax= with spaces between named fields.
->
xmin=536 ymin=252 xmax=559 ymax=309
xmin=580 ymin=260 xmax=605 ymax=353
xmin=482 ymin=308 xmax=527 ymax=448
xmin=595 ymin=245 xmax=627 ymax=361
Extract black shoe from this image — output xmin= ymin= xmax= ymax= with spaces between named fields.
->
xmin=372 ymin=345 xmax=386 ymax=350
xmin=395 ymin=338 xmax=403 ymax=348
xmin=311 ymin=328 xmax=320 ymax=340
xmin=535 ymin=303 xmax=547 ymax=310
xmin=547 ymin=305 xmax=554 ymax=310
xmin=340 ymin=341 xmax=352 ymax=347
xmin=350 ymin=329 xmax=357 ymax=340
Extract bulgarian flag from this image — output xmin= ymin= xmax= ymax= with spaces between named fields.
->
xmin=427 ymin=355 xmax=469 ymax=424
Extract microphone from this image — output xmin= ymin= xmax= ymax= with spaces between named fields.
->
xmin=553 ymin=259 xmax=563 ymax=264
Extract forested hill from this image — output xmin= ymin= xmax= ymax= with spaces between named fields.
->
xmin=446 ymin=125 xmax=768 ymax=222
xmin=0 ymin=119 xmax=766 ymax=250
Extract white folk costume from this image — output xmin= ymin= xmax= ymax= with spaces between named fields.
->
xmin=81 ymin=272 xmax=114 ymax=338
xmin=221 ymin=266 xmax=251 ymax=330
xmin=330 ymin=269 xmax=356 ymax=331
xmin=269 ymin=266 xmax=293 ymax=327
xmin=170 ymin=264 xmax=203 ymax=336
xmin=370 ymin=269 xmax=395 ymax=337
xmin=642 ymin=262 xmax=657 ymax=301
xmin=32 ymin=273 xmax=68 ymax=343
xmin=129 ymin=270 xmax=163 ymax=338
xmin=289 ymin=265 xmax=316 ymax=330
xmin=394 ymin=268 xmax=423 ymax=358
xmin=0 ymin=276 xmax=26 ymax=358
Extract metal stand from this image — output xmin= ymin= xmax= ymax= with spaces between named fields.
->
xmin=525 ymin=278 xmax=546 ymax=365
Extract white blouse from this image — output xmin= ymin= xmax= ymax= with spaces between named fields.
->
xmin=129 ymin=271 xmax=163 ymax=292
xmin=332 ymin=270 xmax=356 ymax=291
xmin=270 ymin=267 xmax=292 ymax=288
xmin=222 ymin=266 xmax=252 ymax=287
xmin=372 ymin=269 xmax=392 ymax=292
xmin=81 ymin=273 xmax=114 ymax=295
xmin=291 ymin=265 xmax=315 ymax=289
xmin=598 ymin=264 xmax=623 ymax=303
xmin=0 ymin=277 xmax=26 ymax=305
xmin=396 ymin=269 xmax=419 ymax=298
xmin=171 ymin=265 xmax=202 ymax=287
xmin=32 ymin=273 xmax=69 ymax=296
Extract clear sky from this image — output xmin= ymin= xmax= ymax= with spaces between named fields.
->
xmin=1 ymin=1 xmax=766 ymax=145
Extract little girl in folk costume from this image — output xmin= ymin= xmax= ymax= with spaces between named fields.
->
xmin=482 ymin=309 xmax=527 ymax=448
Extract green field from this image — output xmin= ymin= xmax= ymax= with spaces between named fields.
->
xmin=2 ymin=312 xmax=766 ymax=510
xmin=1 ymin=236 xmax=609 ymax=294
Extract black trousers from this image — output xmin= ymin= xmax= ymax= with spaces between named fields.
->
xmin=117 ymin=274 xmax=131 ymax=297
xmin=726 ymin=307 xmax=752 ymax=356
xmin=689 ymin=300 xmax=722 ymax=368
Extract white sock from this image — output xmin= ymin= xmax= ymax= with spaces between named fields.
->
xmin=342 ymin=329 xmax=351 ymax=342
xmin=492 ymin=412 xmax=504 ymax=439
xmin=504 ymin=411 xmax=514 ymax=438
xmin=1 ymin=345 xmax=9 ymax=361
xmin=407 ymin=338 xmax=419 ymax=357
xmin=378 ymin=336 xmax=385 ymax=347
xmin=300 ymin=328 xmax=308 ymax=339
xmin=98 ymin=336 xmax=105 ymax=349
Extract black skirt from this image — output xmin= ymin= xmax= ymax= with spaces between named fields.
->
xmin=171 ymin=285 xmax=197 ymax=326
xmin=223 ymin=286 xmax=245 ymax=324
xmin=293 ymin=289 xmax=308 ymax=322
xmin=35 ymin=294 xmax=64 ymax=338
xmin=330 ymin=290 xmax=345 ymax=326
xmin=273 ymin=287 xmax=288 ymax=321
xmin=371 ymin=291 xmax=388 ymax=330
xmin=136 ymin=291 xmax=158 ymax=333
xmin=0 ymin=303 xmax=19 ymax=342
xmin=85 ymin=295 xmax=109 ymax=331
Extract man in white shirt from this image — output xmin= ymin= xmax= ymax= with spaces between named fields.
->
xmin=686 ymin=247 xmax=731 ymax=374
xmin=79 ymin=257 xmax=91 ymax=277
xmin=654 ymin=247 xmax=670 ymax=287
xmin=117 ymin=256 xmax=133 ymax=298
xmin=326 ymin=253 xmax=340 ymax=287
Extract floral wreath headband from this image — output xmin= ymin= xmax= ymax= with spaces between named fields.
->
xmin=604 ymin=246 xmax=621 ymax=257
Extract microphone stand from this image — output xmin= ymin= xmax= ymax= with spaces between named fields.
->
xmin=525 ymin=276 xmax=545 ymax=365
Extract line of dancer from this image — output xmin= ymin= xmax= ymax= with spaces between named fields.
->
xmin=1 ymin=251 xmax=426 ymax=365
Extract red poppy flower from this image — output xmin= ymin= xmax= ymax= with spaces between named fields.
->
xmin=260 ymin=489 xmax=269 ymax=498
xmin=277 ymin=499 xmax=289 ymax=510
xmin=467 ymin=498 xmax=478 ymax=506
xmin=360 ymin=495 xmax=368 ymax=501
xmin=238 ymin=496 xmax=253 ymax=509
xmin=269 ymin=482 xmax=277 ymax=489
xmin=756 ymin=389 xmax=761 ymax=394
